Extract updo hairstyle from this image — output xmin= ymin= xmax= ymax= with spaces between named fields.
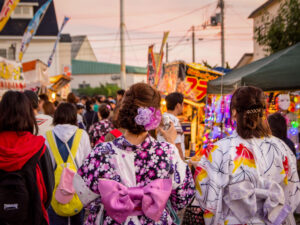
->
xmin=118 ymin=83 xmax=161 ymax=135
xmin=230 ymin=86 xmax=271 ymax=139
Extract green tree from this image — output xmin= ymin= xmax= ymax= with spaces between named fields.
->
xmin=74 ymin=84 xmax=120 ymax=97
xmin=255 ymin=0 xmax=300 ymax=54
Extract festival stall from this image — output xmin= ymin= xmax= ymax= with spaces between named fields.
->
xmin=154 ymin=61 xmax=223 ymax=158
xmin=22 ymin=59 xmax=49 ymax=93
xmin=0 ymin=56 xmax=25 ymax=98
xmin=49 ymin=74 xmax=71 ymax=101
xmin=205 ymin=43 xmax=300 ymax=154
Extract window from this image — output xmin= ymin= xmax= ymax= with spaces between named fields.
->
xmin=79 ymin=81 xmax=90 ymax=89
xmin=11 ymin=5 xmax=34 ymax=19
xmin=8 ymin=44 xmax=16 ymax=60
xmin=0 ymin=49 xmax=7 ymax=58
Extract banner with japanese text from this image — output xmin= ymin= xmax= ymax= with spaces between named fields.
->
xmin=0 ymin=57 xmax=25 ymax=96
xmin=0 ymin=0 xmax=20 ymax=32
xmin=158 ymin=62 xmax=223 ymax=102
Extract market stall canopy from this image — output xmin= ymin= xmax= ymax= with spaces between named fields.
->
xmin=208 ymin=42 xmax=300 ymax=94
xmin=49 ymin=75 xmax=71 ymax=92
xmin=22 ymin=60 xmax=49 ymax=89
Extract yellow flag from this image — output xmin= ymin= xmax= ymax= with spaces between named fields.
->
xmin=0 ymin=0 xmax=20 ymax=32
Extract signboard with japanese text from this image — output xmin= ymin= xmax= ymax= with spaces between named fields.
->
xmin=158 ymin=62 xmax=223 ymax=102
xmin=0 ymin=57 xmax=25 ymax=97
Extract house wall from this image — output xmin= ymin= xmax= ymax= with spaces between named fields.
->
xmin=58 ymin=42 xmax=72 ymax=75
xmin=0 ymin=37 xmax=69 ymax=76
xmin=75 ymin=38 xmax=97 ymax=62
xmin=252 ymin=1 xmax=281 ymax=61
xmin=71 ymin=73 xmax=147 ymax=89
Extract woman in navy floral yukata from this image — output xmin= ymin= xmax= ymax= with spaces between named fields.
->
xmin=74 ymin=83 xmax=195 ymax=225
xmin=89 ymin=103 xmax=114 ymax=148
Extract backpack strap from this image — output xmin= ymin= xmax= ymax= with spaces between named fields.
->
xmin=110 ymin=129 xmax=122 ymax=138
xmin=66 ymin=129 xmax=83 ymax=167
xmin=46 ymin=130 xmax=64 ymax=166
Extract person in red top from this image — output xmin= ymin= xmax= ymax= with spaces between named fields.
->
xmin=0 ymin=91 xmax=54 ymax=225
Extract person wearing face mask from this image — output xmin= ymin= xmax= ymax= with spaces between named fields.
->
xmin=277 ymin=94 xmax=299 ymax=152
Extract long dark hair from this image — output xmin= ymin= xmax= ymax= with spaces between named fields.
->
xmin=230 ymin=86 xmax=271 ymax=139
xmin=0 ymin=91 xmax=38 ymax=135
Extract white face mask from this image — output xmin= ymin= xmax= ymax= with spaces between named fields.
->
xmin=278 ymin=94 xmax=291 ymax=111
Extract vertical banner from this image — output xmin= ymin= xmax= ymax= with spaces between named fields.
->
xmin=0 ymin=0 xmax=20 ymax=32
xmin=48 ymin=16 xmax=70 ymax=67
xmin=147 ymin=45 xmax=156 ymax=86
xmin=19 ymin=0 xmax=52 ymax=62
xmin=155 ymin=31 xmax=169 ymax=86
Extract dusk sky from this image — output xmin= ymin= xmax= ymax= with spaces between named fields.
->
xmin=54 ymin=0 xmax=266 ymax=68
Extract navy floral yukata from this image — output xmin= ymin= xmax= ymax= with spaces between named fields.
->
xmin=76 ymin=135 xmax=195 ymax=225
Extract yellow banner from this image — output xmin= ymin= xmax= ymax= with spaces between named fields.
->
xmin=0 ymin=0 xmax=20 ymax=32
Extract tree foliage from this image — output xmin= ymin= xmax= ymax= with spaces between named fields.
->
xmin=255 ymin=0 xmax=300 ymax=54
xmin=74 ymin=84 xmax=120 ymax=97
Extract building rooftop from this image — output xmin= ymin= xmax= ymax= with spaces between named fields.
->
xmin=71 ymin=35 xmax=86 ymax=59
xmin=72 ymin=59 xmax=147 ymax=75
xmin=0 ymin=0 xmax=58 ymax=36
xmin=248 ymin=0 xmax=278 ymax=18
xmin=60 ymin=33 xmax=72 ymax=43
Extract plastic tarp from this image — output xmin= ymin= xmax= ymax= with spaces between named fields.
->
xmin=208 ymin=42 xmax=300 ymax=94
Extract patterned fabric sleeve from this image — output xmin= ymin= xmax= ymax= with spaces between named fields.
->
xmin=88 ymin=124 xmax=100 ymax=148
xmin=76 ymin=143 xmax=121 ymax=225
xmin=277 ymin=139 xmax=300 ymax=212
xmin=168 ymin=144 xmax=195 ymax=211
xmin=194 ymin=140 xmax=230 ymax=224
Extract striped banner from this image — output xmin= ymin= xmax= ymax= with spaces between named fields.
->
xmin=48 ymin=16 xmax=70 ymax=67
xmin=0 ymin=0 xmax=20 ymax=32
xmin=18 ymin=0 xmax=52 ymax=62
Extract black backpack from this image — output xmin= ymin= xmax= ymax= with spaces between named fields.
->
xmin=0 ymin=148 xmax=45 ymax=225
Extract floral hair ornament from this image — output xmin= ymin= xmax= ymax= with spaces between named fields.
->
xmin=134 ymin=107 xmax=162 ymax=131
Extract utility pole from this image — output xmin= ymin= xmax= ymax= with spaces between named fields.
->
xmin=166 ymin=42 xmax=169 ymax=63
xmin=192 ymin=26 xmax=195 ymax=63
xmin=220 ymin=0 xmax=225 ymax=67
xmin=120 ymin=0 xmax=126 ymax=89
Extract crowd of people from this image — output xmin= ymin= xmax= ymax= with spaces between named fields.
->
xmin=0 ymin=83 xmax=299 ymax=225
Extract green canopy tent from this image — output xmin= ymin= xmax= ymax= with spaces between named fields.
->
xmin=208 ymin=42 xmax=300 ymax=94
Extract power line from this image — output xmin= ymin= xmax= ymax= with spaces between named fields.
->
xmin=129 ymin=2 xmax=217 ymax=32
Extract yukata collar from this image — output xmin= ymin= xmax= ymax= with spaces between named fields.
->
xmin=113 ymin=134 xmax=153 ymax=151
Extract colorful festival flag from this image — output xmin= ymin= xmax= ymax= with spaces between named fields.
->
xmin=48 ymin=16 xmax=70 ymax=67
xmin=147 ymin=32 xmax=169 ymax=87
xmin=18 ymin=0 xmax=52 ymax=62
xmin=155 ymin=31 xmax=169 ymax=86
xmin=147 ymin=45 xmax=156 ymax=86
xmin=0 ymin=0 xmax=20 ymax=32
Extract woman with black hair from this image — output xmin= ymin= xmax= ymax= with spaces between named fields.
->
xmin=88 ymin=103 xmax=114 ymax=147
xmin=0 ymin=91 xmax=54 ymax=225
xmin=44 ymin=103 xmax=92 ymax=225
xmin=83 ymin=100 xmax=98 ymax=132
xmin=195 ymin=86 xmax=300 ymax=225
xmin=268 ymin=112 xmax=297 ymax=156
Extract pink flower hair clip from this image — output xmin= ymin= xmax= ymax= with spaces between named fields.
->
xmin=134 ymin=107 xmax=162 ymax=131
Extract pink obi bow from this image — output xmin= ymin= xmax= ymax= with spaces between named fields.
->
xmin=98 ymin=179 xmax=172 ymax=223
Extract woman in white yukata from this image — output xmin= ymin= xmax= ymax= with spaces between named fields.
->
xmin=195 ymin=86 xmax=300 ymax=225
xmin=73 ymin=83 xmax=195 ymax=225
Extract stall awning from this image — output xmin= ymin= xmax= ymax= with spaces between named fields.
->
xmin=208 ymin=42 xmax=300 ymax=94
xmin=49 ymin=75 xmax=71 ymax=92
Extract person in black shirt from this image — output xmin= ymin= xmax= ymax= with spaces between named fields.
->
xmin=268 ymin=112 xmax=297 ymax=156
